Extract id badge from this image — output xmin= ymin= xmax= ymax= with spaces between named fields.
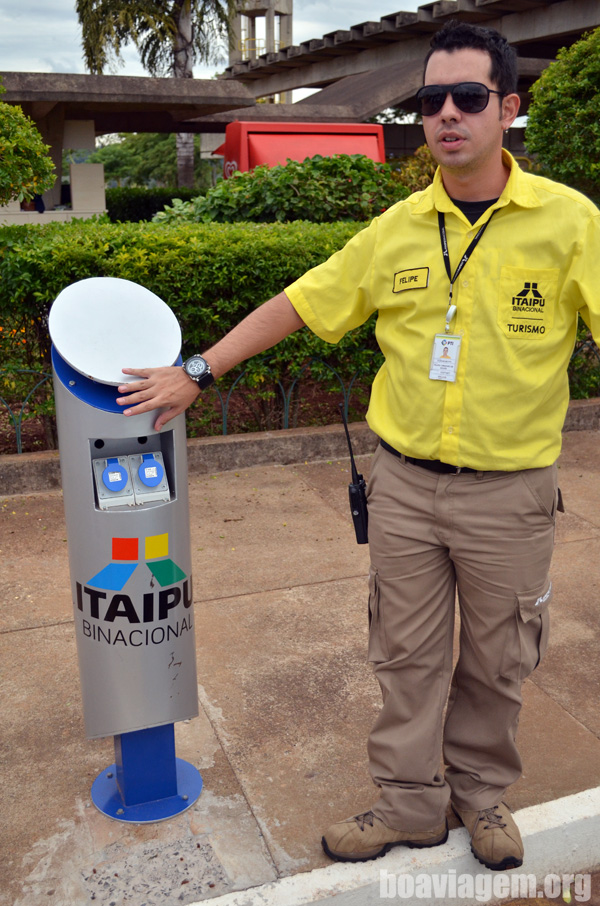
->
xmin=429 ymin=334 xmax=461 ymax=382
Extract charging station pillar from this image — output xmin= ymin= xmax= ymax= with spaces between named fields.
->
xmin=49 ymin=276 xmax=202 ymax=822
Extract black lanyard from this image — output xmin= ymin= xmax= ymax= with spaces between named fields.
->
xmin=438 ymin=210 xmax=495 ymax=306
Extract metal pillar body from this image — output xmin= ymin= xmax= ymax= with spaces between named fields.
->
xmin=50 ymin=276 xmax=202 ymax=821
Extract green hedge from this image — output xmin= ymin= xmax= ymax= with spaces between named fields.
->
xmin=0 ymin=219 xmax=382 ymax=445
xmin=1 ymin=218 xmax=599 ymax=451
xmin=0 ymin=219 xmax=375 ymax=363
xmin=154 ymin=154 xmax=410 ymax=224
xmin=104 ymin=186 xmax=201 ymax=223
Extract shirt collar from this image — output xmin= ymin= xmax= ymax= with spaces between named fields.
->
xmin=412 ymin=149 xmax=542 ymax=216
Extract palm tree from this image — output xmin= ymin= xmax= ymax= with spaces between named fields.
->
xmin=76 ymin=0 xmax=235 ymax=187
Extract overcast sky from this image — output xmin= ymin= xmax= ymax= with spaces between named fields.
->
xmin=0 ymin=1 xmax=424 ymax=79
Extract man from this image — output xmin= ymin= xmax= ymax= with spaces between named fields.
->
xmin=117 ymin=21 xmax=600 ymax=871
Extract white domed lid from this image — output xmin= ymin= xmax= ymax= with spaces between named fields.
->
xmin=49 ymin=277 xmax=181 ymax=386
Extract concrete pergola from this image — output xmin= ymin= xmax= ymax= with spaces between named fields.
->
xmin=0 ymin=73 xmax=255 ymax=215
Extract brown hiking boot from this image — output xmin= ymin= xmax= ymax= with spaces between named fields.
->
xmin=452 ymin=801 xmax=524 ymax=871
xmin=321 ymin=810 xmax=448 ymax=863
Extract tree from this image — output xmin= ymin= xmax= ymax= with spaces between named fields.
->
xmin=75 ymin=0 xmax=235 ymax=187
xmin=0 ymin=82 xmax=55 ymax=205
xmin=525 ymin=27 xmax=600 ymax=203
xmin=86 ymin=136 xmax=137 ymax=185
xmin=88 ymin=131 xmax=218 ymax=188
xmin=369 ymin=108 xmax=421 ymax=125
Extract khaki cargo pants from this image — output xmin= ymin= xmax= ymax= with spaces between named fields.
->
xmin=366 ymin=444 xmax=557 ymax=831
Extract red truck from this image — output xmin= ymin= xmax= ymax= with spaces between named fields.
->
xmin=215 ymin=121 xmax=386 ymax=177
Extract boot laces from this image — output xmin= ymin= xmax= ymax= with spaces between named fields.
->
xmin=354 ymin=811 xmax=376 ymax=831
xmin=479 ymin=806 xmax=507 ymax=830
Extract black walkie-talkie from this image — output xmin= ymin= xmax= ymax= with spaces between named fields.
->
xmin=339 ymin=404 xmax=368 ymax=544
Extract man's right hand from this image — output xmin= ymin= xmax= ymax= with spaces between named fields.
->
xmin=117 ymin=365 xmax=200 ymax=431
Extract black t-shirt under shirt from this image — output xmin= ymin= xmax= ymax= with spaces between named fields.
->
xmin=450 ymin=197 xmax=499 ymax=225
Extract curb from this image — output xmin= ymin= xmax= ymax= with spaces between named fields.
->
xmin=0 ymin=422 xmax=379 ymax=496
xmin=1 ymin=397 xmax=600 ymax=497
xmin=189 ymin=787 xmax=600 ymax=906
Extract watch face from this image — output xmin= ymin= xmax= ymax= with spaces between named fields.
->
xmin=186 ymin=356 xmax=207 ymax=377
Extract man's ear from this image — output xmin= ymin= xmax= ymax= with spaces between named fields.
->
xmin=501 ymin=92 xmax=521 ymax=130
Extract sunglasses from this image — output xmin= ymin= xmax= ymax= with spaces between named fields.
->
xmin=416 ymin=82 xmax=504 ymax=116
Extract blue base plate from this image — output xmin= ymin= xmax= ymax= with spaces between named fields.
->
xmin=91 ymin=758 xmax=202 ymax=823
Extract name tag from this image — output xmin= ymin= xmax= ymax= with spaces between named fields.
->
xmin=393 ymin=267 xmax=429 ymax=293
xmin=429 ymin=334 xmax=461 ymax=382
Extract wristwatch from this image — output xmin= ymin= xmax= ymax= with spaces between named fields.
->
xmin=182 ymin=354 xmax=215 ymax=389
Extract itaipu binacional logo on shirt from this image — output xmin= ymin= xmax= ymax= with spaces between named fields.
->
xmin=498 ymin=267 xmax=558 ymax=339
xmin=505 ymin=281 xmax=549 ymax=336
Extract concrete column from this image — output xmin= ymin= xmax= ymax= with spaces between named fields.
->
xmin=248 ymin=16 xmax=256 ymax=59
xmin=265 ymin=8 xmax=275 ymax=53
xmin=229 ymin=12 xmax=243 ymax=64
xmin=36 ymin=104 xmax=65 ymax=210
xmin=279 ymin=12 xmax=293 ymax=49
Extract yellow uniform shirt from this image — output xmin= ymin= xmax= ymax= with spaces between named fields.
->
xmin=285 ymin=151 xmax=600 ymax=471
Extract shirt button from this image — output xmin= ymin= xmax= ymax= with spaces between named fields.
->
xmin=448 ymin=426 xmax=454 ymax=434
xmin=462 ymin=279 xmax=469 ymax=287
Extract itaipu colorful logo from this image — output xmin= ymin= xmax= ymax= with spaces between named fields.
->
xmin=76 ymin=533 xmax=193 ymax=647
xmin=88 ymin=533 xmax=185 ymax=590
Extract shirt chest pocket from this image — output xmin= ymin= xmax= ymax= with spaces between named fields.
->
xmin=497 ymin=266 xmax=559 ymax=340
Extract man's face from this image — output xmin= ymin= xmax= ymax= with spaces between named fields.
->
xmin=421 ymin=48 xmax=515 ymax=180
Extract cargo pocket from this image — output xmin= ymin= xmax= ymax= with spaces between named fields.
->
xmin=367 ymin=567 xmax=390 ymax=663
xmin=499 ymin=579 xmax=552 ymax=683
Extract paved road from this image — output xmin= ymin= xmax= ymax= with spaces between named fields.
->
xmin=1 ymin=430 xmax=599 ymax=905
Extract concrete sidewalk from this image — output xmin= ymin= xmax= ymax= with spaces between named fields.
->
xmin=1 ymin=427 xmax=599 ymax=906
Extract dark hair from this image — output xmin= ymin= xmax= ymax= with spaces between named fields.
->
xmin=423 ymin=20 xmax=518 ymax=96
